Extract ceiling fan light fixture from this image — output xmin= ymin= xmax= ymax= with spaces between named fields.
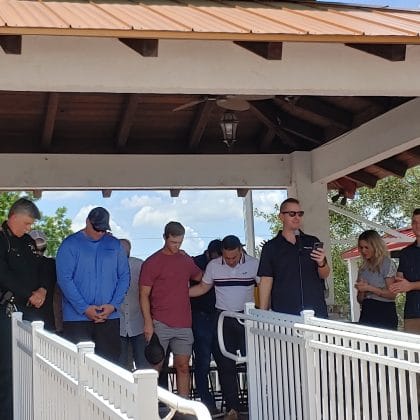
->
xmin=220 ymin=111 xmax=239 ymax=148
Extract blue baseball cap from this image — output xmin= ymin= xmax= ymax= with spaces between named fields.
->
xmin=87 ymin=207 xmax=111 ymax=231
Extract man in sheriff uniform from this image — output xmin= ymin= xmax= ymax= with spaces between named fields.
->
xmin=0 ymin=198 xmax=48 ymax=420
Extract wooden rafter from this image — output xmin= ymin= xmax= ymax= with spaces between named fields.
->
xmin=346 ymin=170 xmax=379 ymax=188
xmin=188 ymin=101 xmax=214 ymax=151
xmin=119 ymin=39 xmax=158 ymax=57
xmin=292 ymin=97 xmax=353 ymax=130
xmin=102 ymin=189 xmax=112 ymax=198
xmin=32 ymin=190 xmax=43 ymax=199
xmin=170 ymin=189 xmax=180 ymax=198
xmin=375 ymin=158 xmax=408 ymax=178
xmin=345 ymin=43 xmax=406 ymax=62
xmin=41 ymin=93 xmax=60 ymax=151
xmin=234 ymin=41 xmax=282 ymax=60
xmin=0 ymin=35 xmax=21 ymax=54
xmin=259 ymin=128 xmax=276 ymax=153
xmin=115 ymin=94 xmax=139 ymax=150
xmin=249 ymin=102 xmax=298 ymax=147
xmin=237 ymin=188 xmax=249 ymax=197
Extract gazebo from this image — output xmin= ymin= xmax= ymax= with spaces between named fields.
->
xmin=1 ymin=0 xmax=420 ymax=300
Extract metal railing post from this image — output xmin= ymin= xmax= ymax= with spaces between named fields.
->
xmin=133 ymin=370 xmax=159 ymax=420
xmin=12 ymin=313 xmax=23 ymax=420
xmin=244 ymin=303 xmax=258 ymax=420
xmin=301 ymin=310 xmax=316 ymax=420
xmin=76 ymin=341 xmax=95 ymax=419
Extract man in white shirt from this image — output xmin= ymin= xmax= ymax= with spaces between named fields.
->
xmin=190 ymin=235 xmax=259 ymax=420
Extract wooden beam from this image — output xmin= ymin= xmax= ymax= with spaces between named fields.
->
xmin=345 ymin=43 xmax=406 ymax=62
xmin=41 ymin=93 xmax=60 ymax=151
xmin=115 ymin=94 xmax=139 ymax=150
xmin=234 ymin=41 xmax=282 ymax=60
xmin=119 ymin=38 xmax=158 ymax=57
xmin=312 ymin=98 xmax=420 ymax=184
xmin=259 ymin=128 xmax=276 ymax=153
xmin=346 ymin=170 xmax=379 ymax=188
xmin=374 ymin=158 xmax=408 ymax=178
xmin=102 ymin=189 xmax=112 ymax=198
xmin=249 ymin=102 xmax=298 ymax=147
xmin=188 ymin=101 xmax=214 ymax=151
xmin=293 ymin=97 xmax=353 ymax=130
xmin=408 ymin=145 xmax=420 ymax=160
xmin=0 ymin=35 xmax=22 ymax=54
xmin=32 ymin=190 xmax=43 ymax=199
xmin=237 ymin=188 xmax=249 ymax=197
xmin=170 ymin=189 xmax=180 ymax=198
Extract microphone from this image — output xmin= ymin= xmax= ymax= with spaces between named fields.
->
xmin=294 ymin=229 xmax=302 ymax=252
xmin=294 ymin=229 xmax=304 ymax=312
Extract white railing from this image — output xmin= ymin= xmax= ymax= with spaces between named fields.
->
xmin=218 ymin=303 xmax=420 ymax=420
xmin=12 ymin=313 xmax=211 ymax=420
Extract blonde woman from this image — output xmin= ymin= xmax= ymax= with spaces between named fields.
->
xmin=355 ymin=230 xmax=398 ymax=329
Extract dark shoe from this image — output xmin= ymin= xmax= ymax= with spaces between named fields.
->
xmin=224 ymin=409 xmax=239 ymax=420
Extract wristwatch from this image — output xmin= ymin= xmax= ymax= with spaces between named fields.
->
xmin=318 ymin=259 xmax=327 ymax=268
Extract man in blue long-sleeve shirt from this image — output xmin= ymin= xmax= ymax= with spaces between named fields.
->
xmin=56 ymin=207 xmax=129 ymax=363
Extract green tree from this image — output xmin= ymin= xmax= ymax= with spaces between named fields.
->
xmin=35 ymin=207 xmax=73 ymax=256
xmin=255 ymin=166 xmax=419 ymax=317
xmin=0 ymin=192 xmax=73 ymax=257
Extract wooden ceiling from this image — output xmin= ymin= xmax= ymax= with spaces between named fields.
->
xmin=0 ymin=91 xmax=418 ymax=194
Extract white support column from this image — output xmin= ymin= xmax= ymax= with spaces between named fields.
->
xmin=288 ymin=151 xmax=333 ymax=304
xmin=243 ymin=191 xmax=256 ymax=257
xmin=348 ymin=259 xmax=360 ymax=322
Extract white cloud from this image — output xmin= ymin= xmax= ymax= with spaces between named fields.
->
xmin=182 ymin=226 xmax=205 ymax=256
xmin=42 ymin=191 xmax=88 ymax=201
xmin=132 ymin=190 xmax=243 ymax=229
xmin=253 ymin=190 xmax=286 ymax=217
xmin=120 ymin=194 xmax=165 ymax=209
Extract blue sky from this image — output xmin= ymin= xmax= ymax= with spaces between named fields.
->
xmin=325 ymin=0 xmax=419 ymax=8
xmin=36 ymin=189 xmax=287 ymax=259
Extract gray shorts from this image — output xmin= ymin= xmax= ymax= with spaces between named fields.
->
xmin=153 ymin=320 xmax=193 ymax=356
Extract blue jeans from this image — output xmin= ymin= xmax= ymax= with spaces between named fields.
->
xmin=119 ymin=334 xmax=149 ymax=370
xmin=192 ymin=311 xmax=217 ymax=410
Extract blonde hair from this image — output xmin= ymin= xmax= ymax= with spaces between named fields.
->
xmin=358 ymin=230 xmax=389 ymax=273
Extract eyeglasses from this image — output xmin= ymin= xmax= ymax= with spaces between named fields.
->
xmin=281 ymin=211 xmax=305 ymax=217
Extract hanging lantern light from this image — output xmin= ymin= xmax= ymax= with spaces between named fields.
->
xmin=220 ymin=111 xmax=239 ymax=149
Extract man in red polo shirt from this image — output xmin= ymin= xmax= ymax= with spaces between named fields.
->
xmin=140 ymin=221 xmax=202 ymax=398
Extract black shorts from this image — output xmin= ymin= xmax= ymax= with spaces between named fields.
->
xmin=359 ymin=299 xmax=398 ymax=330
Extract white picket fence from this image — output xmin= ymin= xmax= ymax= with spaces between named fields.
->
xmin=11 ymin=312 xmax=211 ymax=420
xmin=218 ymin=303 xmax=420 ymax=420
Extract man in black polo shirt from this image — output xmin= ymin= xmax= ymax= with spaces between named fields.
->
xmin=390 ymin=208 xmax=420 ymax=332
xmin=0 ymin=198 xmax=45 ymax=420
xmin=258 ymin=197 xmax=329 ymax=317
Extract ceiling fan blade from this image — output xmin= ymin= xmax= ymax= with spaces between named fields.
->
xmin=217 ymin=98 xmax=250 ymax=112
xmin=227 ymin=95 xmax=275 ymax=101
xmin=173 ymin=99 xmax=206 ymax=112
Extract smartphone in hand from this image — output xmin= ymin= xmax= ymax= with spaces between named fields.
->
xmin=312 ymin=242 xmax=324 ymax=251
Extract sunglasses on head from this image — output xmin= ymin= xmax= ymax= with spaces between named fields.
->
xmin=281 ymin=211 xmax=305 ymax=217
xmin=92 ymin=225 xmax=107 ymax=233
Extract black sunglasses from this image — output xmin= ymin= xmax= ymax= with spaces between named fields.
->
xmin=92 ymin=225 xmax=107 ymax=233
xmin=281 ymin=211 xmax=305 ymax=217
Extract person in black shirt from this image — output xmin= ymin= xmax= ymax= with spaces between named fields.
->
xmin=390 ymin=208 xmax=420 ymax=332
xmin=0 ymin=198 xmax=45 ymax=420
xmin=190 ymin=239 xmax=222 ymax=414
xmin=258 ymin=197 xmax=329 ymax=317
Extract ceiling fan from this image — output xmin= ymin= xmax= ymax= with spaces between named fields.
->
xmin=173 ymin=94 xmax=274 ymax=112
